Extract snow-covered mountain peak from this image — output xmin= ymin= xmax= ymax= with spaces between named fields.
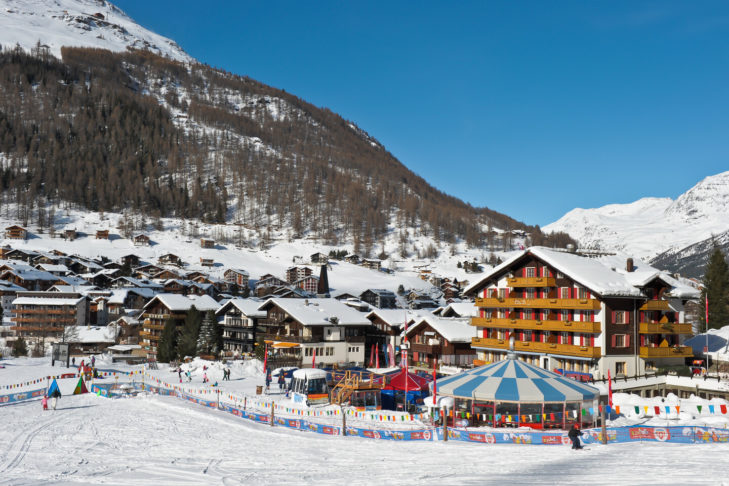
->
xmin=664 ymin=170 xmax=729 ymax=222
xmin=0 ymin=0 xmax=192 ymax=62
xmin=544 ymin=170 xmax=729 ymax=262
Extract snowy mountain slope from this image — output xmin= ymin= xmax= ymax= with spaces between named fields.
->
xmin=544 ymin=171 xmax=729 ymax=262
xmin=650 ymin=229 xmax=729 ymax=279
xmin=0 ymin=0 xmax=191 ymax=62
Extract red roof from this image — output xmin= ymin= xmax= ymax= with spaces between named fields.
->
xmin=386 ymin=369 xmax=430 ymax=391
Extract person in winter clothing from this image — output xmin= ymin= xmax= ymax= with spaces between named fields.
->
xmin=50 ymin=388 xmax=61 ymax=410
xmin=203 ymin=373 xmax=208 ymax=384
xmin=265 ymin=369 xmax=272 ymax=392
xmin=568 ymin=424 xmax=583 ymax=449
xmin=278 ymin=372 xmax=285 ymax=391
xmin=91 ymin=356 xmax=95 ymax=367
xmin=42 ymin=395 xmax=48 ymax=411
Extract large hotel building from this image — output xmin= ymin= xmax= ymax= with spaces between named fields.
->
xmin=464 ymin=247 xmax=699 ymax=379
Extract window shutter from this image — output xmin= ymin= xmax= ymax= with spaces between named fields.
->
xmin=625 ymin=334 xmax=630 ymax=348
xmin=611 ymin=311 xmax=616 ymax=323
xmin=611 ymin=335 xmax=617 ymax=347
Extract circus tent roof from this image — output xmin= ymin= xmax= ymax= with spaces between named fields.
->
xmin=436 ymin=358 xmax=599 ymax=403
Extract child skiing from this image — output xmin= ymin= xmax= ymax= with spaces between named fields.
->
xmin=568 ymin=424 xmax=583 ymax=450
xmin=42 ymin=395 xmax=48 ymax=411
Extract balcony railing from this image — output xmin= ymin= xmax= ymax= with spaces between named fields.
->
xmin=11 ymin=325 xmax=64 ymax=332
xmin=475 ymin=297 xmax=601 ymax=311
xmin=639 ymin=322 xmax=693 ymax=334
xmin=472 ymin=337 xmax=601 ymax=359
xmin=639 ymin=346 xmax=693 ymax=358
xmin=410 ymin=342 xmax=442 ymax=355
xmin=472 ymin=317 xmax=601 ymax=333
xmin=12 ymin=308 xmax=76 ymax=315
xmin=639 ymin=300 xmax=670 ymax=311
xmin=12 ymin=317 xmax=76 ymax=324
xmin=506 ymin=276 xmax=556 ymax=288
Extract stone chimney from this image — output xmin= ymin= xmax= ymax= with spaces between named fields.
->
xmin=626 ymin=258 xmax=634 ymax=272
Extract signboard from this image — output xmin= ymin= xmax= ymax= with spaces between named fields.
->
xmin=51 ymin=343 xmax=70 ymax=367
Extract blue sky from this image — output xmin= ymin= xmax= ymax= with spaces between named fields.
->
xmin=114 ymin=1 xmax=729 ymax=227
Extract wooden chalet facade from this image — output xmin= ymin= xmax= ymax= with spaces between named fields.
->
xmin=465 ymin=248 xmax=699 ymax=379
xmin=200 ymin=238 xmax=215 ymax=249
xmin=405 ymin=316 xmax=477 ymax=368
xmin=294 ymin=275 xmax=319 ymax=294
xmin=133 ymin=234 xmax=151 ymax=246
xmin=11 ymin=292 xmax=88 ymax=342
xmin=286 ymin=266 xmax=312 ymax=284
xmin=215 ymin=299 xmax=266 ymax=355
xmin=224 ymin=269 xmax=250 ymax=288
xmin=5 ymin=226 xmax=27 ymax=240
xmin=360 ymin=289 xmax=397 ymax=309
xmin=158 ymin=253 xmax=183 ymax=267
xmin=95 ymin=229 xmax=109 ymax=239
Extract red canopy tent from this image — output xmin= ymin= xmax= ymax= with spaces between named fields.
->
xmin=386 ymin=369 xmax=430 ymax=391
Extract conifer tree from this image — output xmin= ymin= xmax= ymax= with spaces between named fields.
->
xmin=176 ymin=306 xmax=202 ymax=358
xmin=699 ymin=246 xmax=729 ymax=331
xmin=12 ymin=337 xmax=28 ymax=357
xmin=157 ymin=317 xmax=178 ymax=363
xmin=196 ymin=311 xmax=219 ymax=356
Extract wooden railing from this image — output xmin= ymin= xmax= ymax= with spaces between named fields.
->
xmin=639 ymin=322 xmax=693 ymax=334
xmin=475 ymin=297 xmax=601 ymax=310
xmin=639 ymin=346 xmax=693 ymax=358
xmin=639 ymin=300 xmax=670 ymax=311
xmin=506 ymin=276 xmax=556 ymax=288
xmin=472 ymin=317 xmax=601 ymax=333
xmin=472 ymin=337 xmax=601 ymax=358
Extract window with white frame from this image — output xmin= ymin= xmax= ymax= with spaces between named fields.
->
xmin=526 ymin=267 xmax=536 ymax=278
xmin=526 ymin=288 xmax=536 ymax=299
xmin=542 ymin=267 xmax=550 ymax=278
xmin=578 ymin=287 xmax=589 ymax=299
xmin=614 ymin=311 xmax=629 ymax=324
xmin=560 ymin=287 xmax=570 ymax=299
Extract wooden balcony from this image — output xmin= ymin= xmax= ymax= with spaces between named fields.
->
xmin=410 ymin=342 xmax=442 ymax=355
xmin=472 ymin=317 xmax=601 ymax=333
xmin=639 ymin=322 xmax=693 ymax=334
xmin=475 ymin=297 xmax=601 ymax=311
xmin=639 ymin=300 xmax=670 ymax=311
xmin=12 ymin=308 xmax=76 ymax=315
xmin=506 ymin=276 xmax=556 ymax=288
xmin=12 ymin=317 xmax=76 ymax=324
xmin=11 ymin=325 xmax=64 ymax=332
xmin=639 ymin=346 xmax=692 ymax=358
xmin=472 ymin=337 xmax=601 ymax=359
xmin=145 ymin=323 xmax=166 ymax=331
xmin=139 ymin=330 xmax=160 ymax=341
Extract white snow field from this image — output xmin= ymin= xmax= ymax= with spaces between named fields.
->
xmin=1 ymin=359 xmax=729 ymax=485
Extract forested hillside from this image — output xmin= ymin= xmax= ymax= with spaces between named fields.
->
xmin=0 ymin=45 xmax=574 ymax=254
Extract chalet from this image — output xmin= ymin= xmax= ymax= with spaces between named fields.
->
xmin=64 ymin=229 xmax=77 ymax=241
xmin=200 ymin=258 xmax=214 ymax=267
xmin=11 ymin=291 xmax=88 ymax=342
xmin=111 ymin=276 xmax=163 ymax=292
xmin=294 ymin=275 xmax=319 ymax=294
xmin=152 ymin=269 xmax=180 ymax=281
xmin=134 ymin=264 xmax=162 ymax=278
xmin=409 ymin=297 xmax=439 ymax=310
xmin=360 ymin=289 xmax=397 ymax=309
xmin=200 ymin=238 xmax=215 ymax=249
xmin=55 ymin=275 xmax=91 ymax=288
xmin=120 ymin=254 xmax=140 ymax=267
xmin=87 ymin=269 xmax=119 ymax=288
xmin=192 ymin=274 xmax=225 ymax=292
xmin=0 ymin=268 xmax=61 ymax=291
xmin=106 ymin=287 xmax=156 ymax=317
xmin=433 ymin=302 xmax=476 ymax=318
xmin=5 ymin=249 xmax=39 ymax=263
xmin=110 ymin=315 xmax=142 ymax=346
xmin=139 ymin=294 xmax=219 ymax=358
xmin=344 ymin=254 xmax=361 ymax=265
xmin=464 ymin=247 xmax=700 ymax=378
xmin=0 ymin=245 xmax=12 ymax=258
xmin=5 ymin=225 xmax=27 ymax=240
xmin=405 ymin=315 xmax=477 ymax=368
xmin=310 ymin=252 xmax=328 ymax=264
xmin=133 ymin=234 xmax=151 ymax=246
xmin=365 ymin=308 xmax=421 ymax=355
xmin=162 ymin=279 xmax=190 ymax=295
xmin=224 ymin=269 xmax=250 ymax=288
xmin=215 ymin=298 xmax=266 ymax=355
xmin=35 ymin=264 xmax=70 ymax=276
xmin=157 ymin=253 xmax=183 ymax=267
xmin=361 ymin=259 xmax=382 ymax=271
xmin=32 ymin=252 xmax=64 ymax=265
xmin=256 ymin=275 xmax=288 ymax=292
xmin=96 ymin=229 xmax=109 ymax=239
xmin=184 ymin=271 xmax=206 ymax=280
xmin=286 ymin=266 xmax=312 ymax=284
xmin=334 ymin=292 xmax=359 ymax=301
xmin=258 ymin=298 xmax=372 ymax=366
xmin=65 ymin=325 xmax=119 ymax=356
xmin=67 ymin=258 xmax=103 ymax=275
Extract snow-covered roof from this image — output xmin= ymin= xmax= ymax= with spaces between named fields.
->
xmin=260 ymin=298 xmax=370 ymax=326
xmin=50 ymin=285 xmax=99 ymax=294
xmin=436 ymin=302 xmax=478 ymax=318
xmin=598 ymin=254 xmax=700 ymax=299
xmin=463 ymin=247 xmax=685 ymax=298
xmin=405 ymin=316 xmax=476 ymax=343
xmin=36 ymin=264 xmax=69 ymax=273
xmin=56 ymin=275 xmax=90 ymax=286
xmin=65 ymin=325 xmax=118 ymax=344
xmin=143 ymin=293 xmax=219 ymax=312
xmin=365 ymin=308 xmax=429 ymax=328
xmin=216 ymin=298 xmax=266 ymax=318
xmin=13 ymin=295 xmax=85 ymax=306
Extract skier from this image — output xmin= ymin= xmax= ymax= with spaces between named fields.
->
xmin=568 ymin=424 xmax=583 ymax=450
xmin=42 ymin=395 xmax=48 ymax=411
xmin=203 ymin=372 xmax=208 ymax=384
xmin=186 ymin=371 xmax=192 ymax=382
xmin=71 ymin=357 xmax=75 ymax=367
xmin=50 ymin=388 xmax=61 ymax=410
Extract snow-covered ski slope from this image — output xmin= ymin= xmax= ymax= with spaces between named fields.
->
xmin=1 ymin=390 xmax=727 ymax=485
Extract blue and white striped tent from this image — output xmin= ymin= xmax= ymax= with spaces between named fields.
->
xmin=436 ymin=358 xmax=599 ymax=403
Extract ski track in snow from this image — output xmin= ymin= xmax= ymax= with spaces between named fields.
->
xmin=1 ymin=392 xmax=728 ymax=485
